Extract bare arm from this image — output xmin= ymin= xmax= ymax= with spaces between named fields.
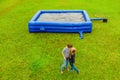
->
xmin=62 ymin=52 xmax=66 ymax=60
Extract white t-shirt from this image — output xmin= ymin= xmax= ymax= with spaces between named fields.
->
xmin=62 ymin=47 xmax=70 ymax=58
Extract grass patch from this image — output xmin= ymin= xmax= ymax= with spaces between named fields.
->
xmin=0 ymin=0 xmax=120 ymax=80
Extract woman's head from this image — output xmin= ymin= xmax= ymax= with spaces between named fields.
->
xmin=70 ymin=47 xmax=76 ymax=54
xmin=72 ymin=49 xmax=76 ymax=53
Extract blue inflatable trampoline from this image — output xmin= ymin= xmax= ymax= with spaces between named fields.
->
xmin=28 ymin=10 xmax=107 ymax=39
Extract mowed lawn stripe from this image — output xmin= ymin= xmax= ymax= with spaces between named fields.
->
xmin=0 ymin=0 xmax=24 ymax=17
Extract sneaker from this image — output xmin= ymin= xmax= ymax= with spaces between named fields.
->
xmin=61 ymin=71 xmax=63 ymax=74
xmin=67 ymin=68 xmax=69 ymax=71
xmin=69 ymin=69 xmax=73 ymax=72
xmin=77 ymin=70 xmax=80 ymax=74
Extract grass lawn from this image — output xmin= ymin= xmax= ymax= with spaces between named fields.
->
xmin=0 ymin=0 xmax=120 ymax=80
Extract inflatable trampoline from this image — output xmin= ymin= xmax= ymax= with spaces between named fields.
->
xmin=28 ymin=10 xmax=107 ymax=39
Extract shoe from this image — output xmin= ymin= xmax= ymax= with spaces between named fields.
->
xmin=77 ymin=70 xmax=80 ymax=74
xmin=61 ymin=71 xmax=63 ymax=74
xmin=69 ymin=69 xmax=73 ymax=72
xmin=67 ymin=68 xmax=69 ymax=71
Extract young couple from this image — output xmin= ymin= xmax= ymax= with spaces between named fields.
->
xmin=60 ymin=44 xmax=80 ymax=74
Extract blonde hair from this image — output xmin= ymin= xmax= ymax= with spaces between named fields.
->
xmin=70 ymin=47 xmax=76 ymax=56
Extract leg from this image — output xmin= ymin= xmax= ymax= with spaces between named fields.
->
xmin=66 ymin=59 xmax=69 ymax=68
xmin=61 ymin=59 xmax=66 ymax=71
xmin=66 ymin=59 xmax=69 ymax=71
xmin=61 ymin=59 xmax=67 ymax=73
xmin=72 ymin=64 xmax=80 ymax=74
xmin=69 ymin=61 xmax=74 ymax=71
xmin=69 ymin=61 xmax=79 ymax=73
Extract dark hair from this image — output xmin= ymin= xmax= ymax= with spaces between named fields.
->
xmin=67 ymin=44 xmax=72 ymax=48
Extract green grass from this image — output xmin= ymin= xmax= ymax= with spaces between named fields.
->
xmin=0 ymin=0 xmax=120 ymax=80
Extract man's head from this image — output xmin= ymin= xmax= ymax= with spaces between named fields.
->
xmin=67 ymin=44 xmax=72 ymax=48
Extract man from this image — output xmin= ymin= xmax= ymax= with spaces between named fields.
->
xmin=60 ymin=44 xmax=72 ymax=74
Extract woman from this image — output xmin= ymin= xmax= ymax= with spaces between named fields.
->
xmin=69 ymin=47 xmax=80 ymax=74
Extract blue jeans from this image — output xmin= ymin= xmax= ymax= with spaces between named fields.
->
xmin=69 ymin=61 xmax=79 ymax=73
xmin=61 ymin=58 xmax=69 ymax=71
